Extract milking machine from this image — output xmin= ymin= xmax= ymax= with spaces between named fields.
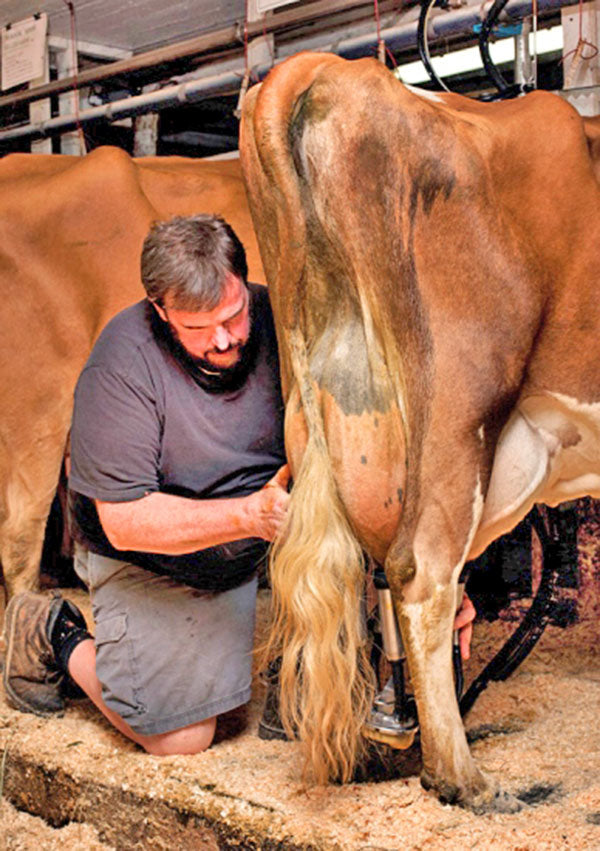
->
xmin=258 ymin=505 xmax=574 ymax=747
xmin=417 ymin=0 xmax=535 ymax=100
xmin=363 ymin=566 xmax=465 ymax=747
xmin=363 ymin=504 xmax=574 ymax=746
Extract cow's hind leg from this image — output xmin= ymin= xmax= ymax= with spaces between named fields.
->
xmin=385 ymin=521 xmax=521 ymax=813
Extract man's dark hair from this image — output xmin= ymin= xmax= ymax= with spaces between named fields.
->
xmin=140 ymin=214 xmax=248 ymax=310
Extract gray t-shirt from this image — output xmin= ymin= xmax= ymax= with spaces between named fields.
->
xmin=68 ymin=283 xmax=286 ymax=591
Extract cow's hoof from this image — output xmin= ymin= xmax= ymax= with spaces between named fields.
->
xmin=467 ymin=786 xmax=523 ymax=815
xmin=421 ymin=770 xmax=523 ymax=814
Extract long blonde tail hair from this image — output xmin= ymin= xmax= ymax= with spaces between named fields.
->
xmin=241 ymin=55 xmax=383 ymax=782
xmin=264 ymin=328 xmax=374 ymax=784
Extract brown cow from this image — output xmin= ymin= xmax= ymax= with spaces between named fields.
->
xmin=240 ymin=52 xmax=600 ymax=811
xmin=0 ymin=147 xmax=262 ymax=599
xmin=584 ymin=115 xmax=600 ymax=182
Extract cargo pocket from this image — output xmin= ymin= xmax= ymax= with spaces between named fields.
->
xmin=94 ymin=613 xmax=146 ymax=719
xmin=72 ymin=545 xmax=90 ymax=587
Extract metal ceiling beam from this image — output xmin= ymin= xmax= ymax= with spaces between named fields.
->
xmin=0 ymin=0 xmax=395 ymax=112
xmin=0 ymin=0 xmax=570 ymax=146
xmin=338 ymin=0 xmax=565 ymax=58
xmin=0 ymin=69 xmax=245 ymax=143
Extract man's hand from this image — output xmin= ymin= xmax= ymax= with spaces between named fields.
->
xmin=454 ymin=592 xmax=476 ymax=661
xmin=247 ymin=463 xmax=291 ymax=541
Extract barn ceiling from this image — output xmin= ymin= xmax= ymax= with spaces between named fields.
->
xmin=0 ymin=0 xmax=246 ymax=53
xmin=0 ymin=0 xmax=566 ymax=157
xmin=0 ymin=0 xmax=418 ymax=156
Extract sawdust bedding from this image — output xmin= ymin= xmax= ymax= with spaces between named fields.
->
xmin=0 ymin=504 xmax=599 ymax=849
xmin=0 ymin=798 xmax=113 ymax=850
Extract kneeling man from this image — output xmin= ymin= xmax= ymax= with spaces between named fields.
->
xmin=4 ymin=214 xmax=289 ymax=755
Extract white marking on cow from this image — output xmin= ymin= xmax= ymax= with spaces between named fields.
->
xmin=453 ymin=473 xmax=484 ymax=577
xmin=402 ymin=591 xmax=453 ymax=672
xmin=477 ymin=424 xmax=484 ymax=444
xmin=405 ymin=84 xmax=444 ymax=104
xmin=549 ymin=390 xmax=600 ymax=420
xmin=394 ymin=469 xmax=485 ymax=779
xmin=401 ymin=584 xmax=474 ymax=782
xmin=472 ymin=390 xmax=600 ymax=558
xmin=540 ymin=391 xmax=600 ymax=499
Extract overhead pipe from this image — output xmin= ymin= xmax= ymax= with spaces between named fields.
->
xmin=0 ymin=0 xmax=571 ymax=146
xmin=0 ymin=69 xmax=249 ymax=143
xmin=0 ymin=0 xmax=387 ymax=113
xmin=339 ymin=0 xmax=569 ymax=58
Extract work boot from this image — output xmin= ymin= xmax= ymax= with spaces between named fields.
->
xmin=3 ymin=591 xmax=66 ymax=716
xmin=257 ymin=657 xmax=293 ymax=741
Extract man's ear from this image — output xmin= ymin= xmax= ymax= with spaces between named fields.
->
xmin=150 ymin=299 xmax=168 ymax=323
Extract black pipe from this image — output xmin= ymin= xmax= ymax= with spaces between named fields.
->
xmin=459 ymin=506 xmax=562 ymax=716
xmin=417 ymin=0 xmax=450 ymax=92
xmin=478 ymin=0 xmax=535 ymax=97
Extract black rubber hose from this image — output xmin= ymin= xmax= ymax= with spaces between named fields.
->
xmin=478 ymin=0 xmax=529 ymax=98
xmin=459 ymin=506 xmax=560 ymax=716
xmin=417 ymin=0 xmax=449 ymax=91
xmin=418 ymin=0 xmax=520 ymax=100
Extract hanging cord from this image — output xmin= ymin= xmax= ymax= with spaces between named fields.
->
xmin=234 ymin=0 xmax=252 ymax=120
xmin=374 ymin=0 xmax=385 ymax=62
xmin=418 ymin=0 xmax=451 ymax=91
xmin=262 ymin=18 xmax=275 ymax=69
xmin=373 ymin=0 xmax=398 ymax=67
xmin=562 ymin=0 xmax=598 ymax=90
xmin=61 ymin=0 xmax=87 ymax=154
xmin=531 ymin=0 xmax=538 ymax=88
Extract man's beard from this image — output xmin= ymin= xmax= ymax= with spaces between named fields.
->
xmin=148 ymin=297 xmax=260 ymax=394
xmin=189 ymin=345 xmax=243 ymax=375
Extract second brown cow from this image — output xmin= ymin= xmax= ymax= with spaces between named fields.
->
xmin=0 ymin=146 xmax=262 ymax=599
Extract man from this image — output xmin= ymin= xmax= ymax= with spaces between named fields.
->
xmin=3 ymin=214 xmax=289 ymax=755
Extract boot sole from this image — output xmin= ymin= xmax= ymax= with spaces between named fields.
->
xmin=3 ymin=595 xmax=64 ymax=718
xmin=257 ymin=720 xmax=292 ymax=741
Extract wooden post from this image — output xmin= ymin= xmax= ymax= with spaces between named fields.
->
xmin=29 ymin=40 xmax=51 ymax=154
xmin=133 ymin=110 xmax=159 ymax=157
xmin=55 ymin=39 xmax=86 ymax=155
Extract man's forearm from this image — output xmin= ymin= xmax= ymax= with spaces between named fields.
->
xmin=96 ymin=464 xmax=291 ymax=553
xmin=96 ymin=491 xmax=256 ymax=554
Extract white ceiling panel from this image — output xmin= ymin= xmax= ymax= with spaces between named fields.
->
xmin=0 ymin=0 xmax=245 ymax=53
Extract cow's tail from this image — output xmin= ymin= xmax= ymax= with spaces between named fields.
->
xmin=264 ymin=327 xmax=374 ymax=784
xmin=244 ymin=54 xmax=376 ymax=782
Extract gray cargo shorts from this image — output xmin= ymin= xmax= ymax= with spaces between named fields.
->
xmin=74 ymin=546 xmax=257 ymax=736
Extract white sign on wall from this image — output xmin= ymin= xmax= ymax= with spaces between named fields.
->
xmin=255 ymin=0 xmax=298 ymax=13
xmin=1 ymin=13 xmax=48 ymax=91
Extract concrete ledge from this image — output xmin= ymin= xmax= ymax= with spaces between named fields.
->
xmin=3 ymin=750 xmax=312 ymax=850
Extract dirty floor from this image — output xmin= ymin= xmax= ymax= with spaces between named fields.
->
xmin=1 ymin=511 xmax=600 ymax=850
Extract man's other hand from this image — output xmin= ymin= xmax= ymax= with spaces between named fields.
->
xmin=454 ymin=592 xmax=476 ymax=661
xmin=248 ymin=464 xmax=291 ymax=541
